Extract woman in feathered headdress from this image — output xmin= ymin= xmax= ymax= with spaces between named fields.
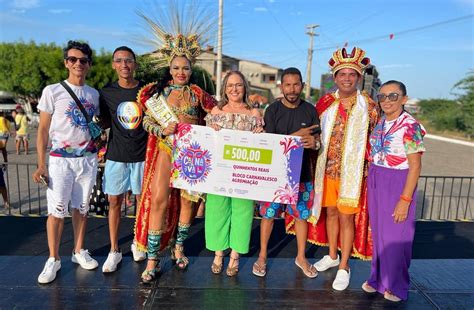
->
xmin=133 ymin=2 xmax=217 ymax=283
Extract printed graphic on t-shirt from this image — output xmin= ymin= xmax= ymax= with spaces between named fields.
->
xmin=65 ymin=97 xmax=96 ymax=131
xmin=117 ymin=101 xmax=142 ymax=130
xmin=369 ymin=113 xmax=426 ymax=170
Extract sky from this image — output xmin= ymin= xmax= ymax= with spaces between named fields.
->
xmin=0 ymin=0 xmax=473 ymax=100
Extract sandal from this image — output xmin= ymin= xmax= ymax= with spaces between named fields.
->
xmin=362 ymin=281 xmax=376 ymax=293
xmin=294 ymin=259 xmax=318 ymax=278
xmin=171 ymin=244 xmax=189 ymax=271
xmin=141 ymin=259 xmax=161 ymax=284
xmin=252 ymin=257 xmax=267 ymax=277
xmin=211 ymin=253 xmax=224 ymax=274
xmin=384 ymin=291 xmax=402 ymax=302
xmin=226 ymin=254 xmax=240 ymax=277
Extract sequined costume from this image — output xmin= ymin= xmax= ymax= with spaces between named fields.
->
xmin=285 ymin=91 xmax=378 ymax=260
xmin=134 ymin=82 xmax=216 ymax=253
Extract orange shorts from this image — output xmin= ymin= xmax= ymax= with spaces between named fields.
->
xmin=322 ymin=176 xmax=360 ymax=215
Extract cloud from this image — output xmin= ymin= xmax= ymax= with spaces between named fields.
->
xmin=454 ymin=0 xmax=473 ymax=6
xmin=378 ymin=64 xmax=414 ymax=69
xmin=254 ymin=7 xmax=268 ymax=12
xmin=11 ymin=0 xmax=39 ymax=9
xmin=63 ymin=24 xmax=128 ymax=37
xmin=48 ymin=9 xmax=72 ymax=14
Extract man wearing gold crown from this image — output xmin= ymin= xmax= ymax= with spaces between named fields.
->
xmin=306 ymin=47 xmax=378 ymax=290
xmin=133 ymin=12 xmax=217 ymax=283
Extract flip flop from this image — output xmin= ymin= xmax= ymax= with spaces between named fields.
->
xmin=252 ymin=259 xmax=267 ymax=277
xmin=294 ymin=259 xmax=318 ymax=278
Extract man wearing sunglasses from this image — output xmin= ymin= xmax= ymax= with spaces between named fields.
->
xmin=98 ymin=46 xmax=148 ymax=273
xmin=33 ymin=40 xmax=100 ymax=284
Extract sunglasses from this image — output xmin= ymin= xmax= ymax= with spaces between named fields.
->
xmin=377 ymin=93 xmax=401 ymax=102
xmin=113 ymin=58 xmax=135 ymax=64
xmin=65 ymin=56 xmax=90 ymax=65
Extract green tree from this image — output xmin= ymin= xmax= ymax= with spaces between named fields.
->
xmin=418 ymin=99 xmax=461 ymax=132
xmin=0 ymin=41 xmax=63 ymax=103
xmin=453 ymin=70 xmax=474 ymax=137
xmin=135 ymin=55 xmax=215 ymax=95
xmin=0 ymin=41 xmax=115 ymax=104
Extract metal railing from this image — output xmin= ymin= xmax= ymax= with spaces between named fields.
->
xmin=1 ymin=163 xmax=473 ymax=221
xmin=417 ymin=176 xmax=472 ymax=221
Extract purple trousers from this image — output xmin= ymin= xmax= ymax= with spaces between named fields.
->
xmin=367 ymin=164 xmax=416 ymax=300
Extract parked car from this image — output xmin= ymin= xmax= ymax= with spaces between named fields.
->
xmin=0 ymin=91 xmax=17 ymax=113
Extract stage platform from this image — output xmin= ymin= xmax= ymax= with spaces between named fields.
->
xmin=0 ymin=256 xmax=472 ymax=309
xmin=0 ymin=217 xmax=473 ymax=309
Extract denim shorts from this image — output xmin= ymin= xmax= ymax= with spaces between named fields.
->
xmin=103 ymin=160 xmax=145 ymax=195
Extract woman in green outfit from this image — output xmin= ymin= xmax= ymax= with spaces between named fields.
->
xmin=204 ymin=71 xmax=263 ymax=276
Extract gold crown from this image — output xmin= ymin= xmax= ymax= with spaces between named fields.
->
xmin=160 ymin=33 xmax=201 ymax=65
xmin=329 ymin=47 xmax=370 ymax=75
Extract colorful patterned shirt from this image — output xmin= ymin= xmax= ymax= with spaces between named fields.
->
xmin=205 ymin=112 xmax=263 ymax=131
xmin=369 ymin=112 xmax=426 ymax=170
xmin=38 ymin=80 xmax=99 ymax=157
xmin=324 ymin=95 xmax=378 ymax=179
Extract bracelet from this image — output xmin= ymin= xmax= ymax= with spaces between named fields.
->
xmin=143 ymin=115 xmax=164 ymax=138
xmin=400 ymin=195 xmax=412 ymax=202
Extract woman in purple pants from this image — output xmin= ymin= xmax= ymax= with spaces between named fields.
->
xmin=363 ymin=80 xmax=426 ymax=302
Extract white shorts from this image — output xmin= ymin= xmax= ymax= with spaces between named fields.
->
xmin=47 ymin=155 xmax=98 ymax=218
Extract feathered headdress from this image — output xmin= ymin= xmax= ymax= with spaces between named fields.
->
xmin=137 ymin=0 xmax=216 ymax=68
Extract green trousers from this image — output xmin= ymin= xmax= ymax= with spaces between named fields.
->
xmin=205 ymin=193 xmax=255 ymax=254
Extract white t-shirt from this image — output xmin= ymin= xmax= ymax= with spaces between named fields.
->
xmin=38 ymin=80 xmax=100 ymax=157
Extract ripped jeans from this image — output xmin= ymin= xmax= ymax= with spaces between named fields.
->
xmin=46 ymin=155 xmax=98 ymax=218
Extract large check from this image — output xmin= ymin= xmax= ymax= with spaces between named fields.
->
xmin=170 ymin=124 xmax=304 ymax=203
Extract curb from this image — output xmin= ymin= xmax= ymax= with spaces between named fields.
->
xmin=425 ymin=134 xmax=474 ymax=147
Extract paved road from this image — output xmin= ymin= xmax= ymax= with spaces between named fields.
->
xmin=422 ymin=137 xmax=474 ymax=176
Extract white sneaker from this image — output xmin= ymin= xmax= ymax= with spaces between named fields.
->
xmin=102 ymin=251 xmax=122 ymax=273
xmin=332 ymin=268 xmax=351 ymax=291
xmin=38 ymin=257 xmax=61 ymax=284
xmin=314 ymin=254 xmax=340 ymax=272
xmin=72 ymin=249 xmax=98 ymax=270
xmin=131 ymin=242 xmax=146 ymax=262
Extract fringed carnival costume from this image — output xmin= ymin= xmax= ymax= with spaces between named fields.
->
xmin=133 ymin=5 xmax=217 ymax=263
xmin=285 ymin=47 xmax=378 ymax=260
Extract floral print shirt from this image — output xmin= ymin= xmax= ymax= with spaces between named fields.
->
xmin=369 ymin=112 xmax=426 ymax=170
xmin=205 ymin=113 xmax=263 ymax=131
xmin=325 ymin=98 xmax=378 ymax=179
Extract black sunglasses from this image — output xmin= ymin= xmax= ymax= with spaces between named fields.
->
xmin=65 ymin=56 xmax=90 ymax=65
xmin=377 ymin=93 xmax=401 ymax=102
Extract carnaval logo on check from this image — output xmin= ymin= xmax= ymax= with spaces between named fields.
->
xmin=174 ymin=141 xmax=212 ymax=185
